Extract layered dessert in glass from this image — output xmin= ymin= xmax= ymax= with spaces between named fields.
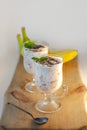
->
xmin=23 ymin=41 xmax=48 ymax=93
xmin=33 ymin=56 xmax=63 ymax=113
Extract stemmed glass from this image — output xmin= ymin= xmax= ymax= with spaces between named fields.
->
xmin=33 ymin=56 xmax=64 ymax=113
xmin=23 ymin=41 xmax=48 ymax=93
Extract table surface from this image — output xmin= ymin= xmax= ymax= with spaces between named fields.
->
xmin=1 ymin=56 xmax=87 ymax=130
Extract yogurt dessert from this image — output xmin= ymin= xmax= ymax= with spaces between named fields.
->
xmin=33 ymin=56 xmax=63 ymax=94
xmin=23 ymin=42 xmax=48 ymax=74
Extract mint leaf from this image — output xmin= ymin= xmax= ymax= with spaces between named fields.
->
xmin=32 ymin=57 xmax=40 ymax=61
xmin=39 ymin=57 xmax=48 ymax=61
xmin=24 ymin=41 xmax=36 ymax=48
xmin=32 ymin=57 xmax=48 ymax=62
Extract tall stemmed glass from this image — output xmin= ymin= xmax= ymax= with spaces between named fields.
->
xmin=33 ymin=56 xmax=63 ymax=113
xmin=23 ymin=42 xmax=48 ymax=93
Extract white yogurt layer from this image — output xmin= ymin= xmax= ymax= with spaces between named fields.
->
xmin=23 ymin=45 xmax=48 ymax=74
xmin=34 ymin=57 xmax=63 ymax=94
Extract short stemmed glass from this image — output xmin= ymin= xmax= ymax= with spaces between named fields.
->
xmin=23 ymin=42 xmax=48 ymax=93
xmin=33 ymin=56 xmax=63 ymax=113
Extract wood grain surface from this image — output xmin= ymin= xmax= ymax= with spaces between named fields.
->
xmin=1 ymin=56 xmax=87 ymax=130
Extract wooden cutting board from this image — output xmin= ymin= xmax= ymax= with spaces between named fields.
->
xmin=1 ymin=56 xmax=87 ymax=130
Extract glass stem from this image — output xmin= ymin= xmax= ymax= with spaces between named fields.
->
xmin=44 ymin=93 xmax=53 ymax=103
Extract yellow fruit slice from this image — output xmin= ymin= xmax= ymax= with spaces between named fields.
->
xmin=48 ymin=49 xmax=78 ymax=63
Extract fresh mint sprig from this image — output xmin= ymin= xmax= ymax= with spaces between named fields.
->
xmin=24 ymin=41 xmax=36 ymax=48
xmin=32 ymin=57 xmax=48 ymax=62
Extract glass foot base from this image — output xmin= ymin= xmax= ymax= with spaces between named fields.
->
xmin=25 ymin=82 xmax=39 ymax=93
xmin=35 ymin=100 xmax=61 ymax=113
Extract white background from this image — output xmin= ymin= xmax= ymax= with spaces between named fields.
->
xmin=0 ymin=0 xmax=87 ymax=119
